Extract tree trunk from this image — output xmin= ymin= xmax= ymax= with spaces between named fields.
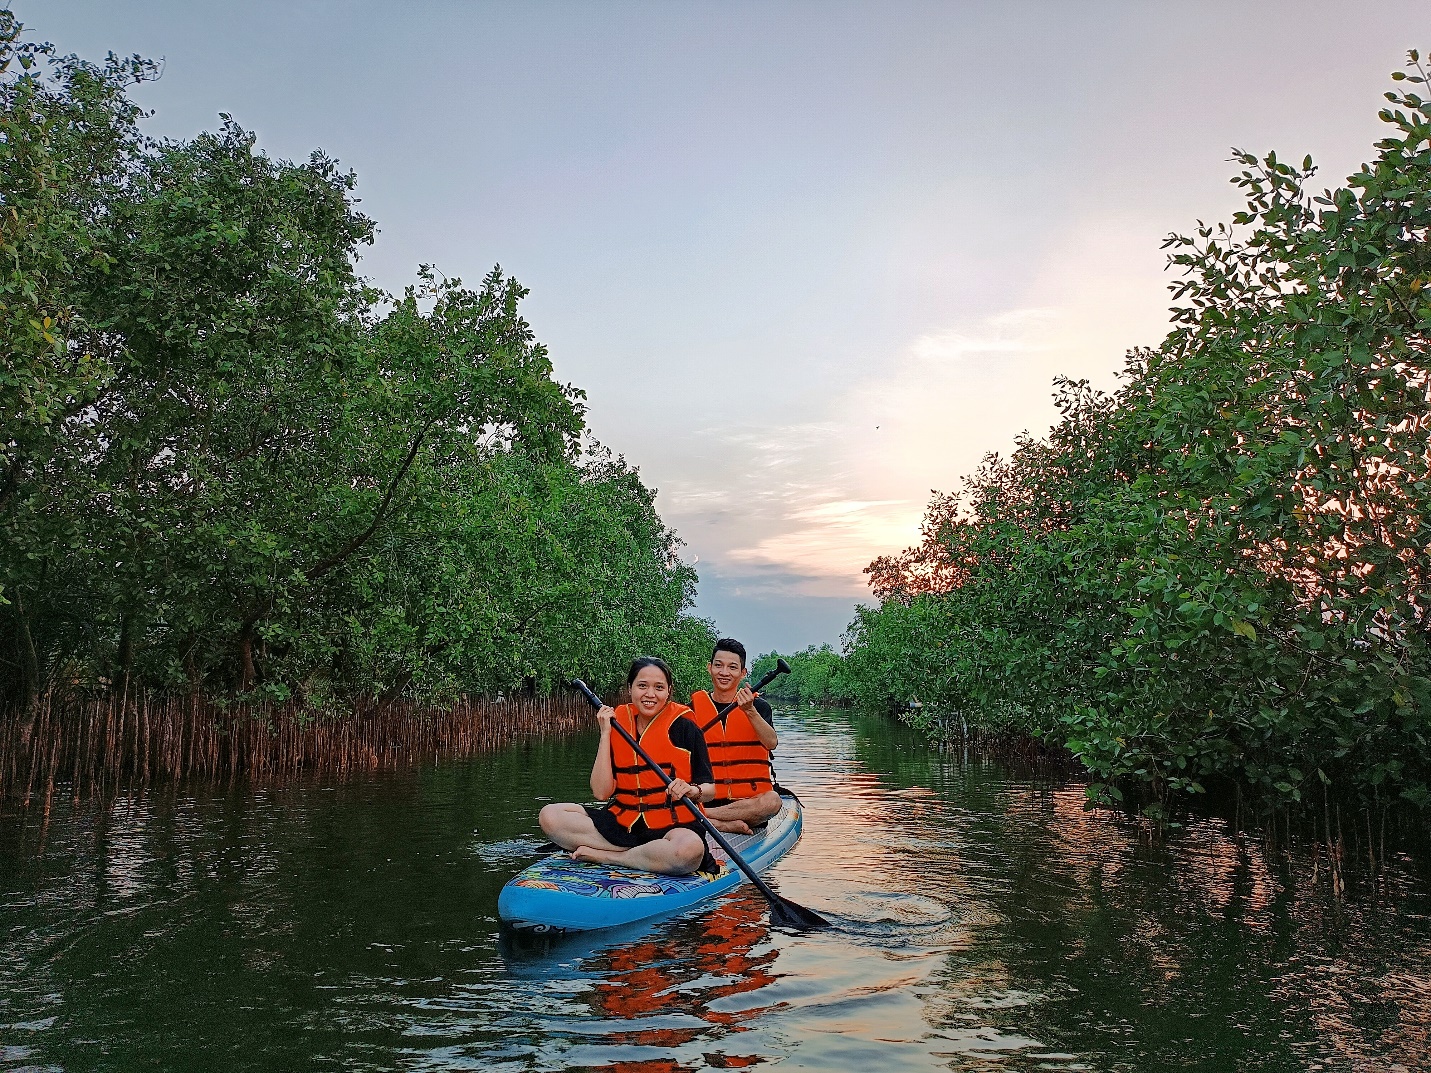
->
xmin=238 ymin=631 xmax=256 ymax=691
xmin=12 ymin=591 xmax=40 ymax=709
xmin=182 ymin=636 xmax=202 ymax=695
xmin=116 ymin=611 xmax=135 ymax=695
xmin=378 ymin=669 xmax=415 ymax=710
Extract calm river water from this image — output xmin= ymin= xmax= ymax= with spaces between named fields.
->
xmin=3 ymin=709 xmax=1430 ymax=1071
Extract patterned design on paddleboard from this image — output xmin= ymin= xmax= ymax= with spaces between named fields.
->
xmin=508 ymin=803 xmax=793 ymax=902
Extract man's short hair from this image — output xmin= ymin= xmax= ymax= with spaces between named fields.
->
xmin=710 ymin=637 xmax=747 ymax=667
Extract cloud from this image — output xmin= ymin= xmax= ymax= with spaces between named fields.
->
xmin=667 ymin=211 xmax=1175 ymax=644
xmin=903 ymin=308 xmax=1059 ymax=365
xmin=687 ymin=306 xmax=1065 ymax=597
xmin=727 ymin=498 xmax=913 ymax=594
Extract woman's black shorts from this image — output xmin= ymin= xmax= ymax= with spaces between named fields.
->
xmin=583 ymin=805 xmax=718 ymax=874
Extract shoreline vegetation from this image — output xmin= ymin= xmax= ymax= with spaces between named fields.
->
xmin=770 ymin=52 xmax=1431 ymax=820
xmin=0 ymin=689 xmax=591 ymax=808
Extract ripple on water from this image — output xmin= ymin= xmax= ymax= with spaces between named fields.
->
xmin=824 ymin=890 xmax=957 ymax=937
xmin=472 ymin=836 xmax=550 ymax=867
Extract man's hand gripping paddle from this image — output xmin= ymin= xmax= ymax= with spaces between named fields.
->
xmin=715 ymin=658 xmax=791 ymax=719
xmin=569 ymin=676 xmax=830 ymax=932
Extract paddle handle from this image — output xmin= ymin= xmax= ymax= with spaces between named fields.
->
xmin=569 ymin=679 xmax=787 ymax=903
xmin=714 ymin=661 xmax=789 ymax=718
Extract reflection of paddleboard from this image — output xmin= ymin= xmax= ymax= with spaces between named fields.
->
xmin=498 ymin=791 xmax=803 ymax=932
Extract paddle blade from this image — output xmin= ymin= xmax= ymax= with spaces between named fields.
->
xmin=769 ymin=896 xmax=833 ymax=931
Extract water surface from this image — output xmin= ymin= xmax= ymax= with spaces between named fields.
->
xmin=3 ymin=709 xmax=1429 ymax=1071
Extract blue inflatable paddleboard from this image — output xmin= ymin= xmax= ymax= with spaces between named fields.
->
xmin=498 ymin=791 xmax=804 ymax=932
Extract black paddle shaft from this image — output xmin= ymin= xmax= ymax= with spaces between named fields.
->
xmin=569 ymin=678 xmax=830 ymax=931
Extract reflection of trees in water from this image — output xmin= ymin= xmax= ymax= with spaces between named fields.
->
xmin=579 ymin=891 xmax=777 ymax=1071
xmin=746 ymin=710 xmax=1431 ymax=1069
xmin=947 ymin=780 xmax=1431 ymax=1069
xmin=1268 ymin=860 xmax=1431 ymax=1070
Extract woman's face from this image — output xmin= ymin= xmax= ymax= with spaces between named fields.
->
xmin=630 ymin=667 xmax=671 ymax=717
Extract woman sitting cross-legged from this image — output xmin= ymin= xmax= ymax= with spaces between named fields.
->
xmin=539 ymin=656 xmax=717 ymax=876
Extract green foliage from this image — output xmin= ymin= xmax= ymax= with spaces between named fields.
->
xmin=333 ymin=443 xmax=714 ymax=701
xmin=0 ymin=14 xmax=154 ymax=648
xmin=0 ymin=19 xmax=710 ymax=704
xmin=843 ymin=52 xmax=1431 ymax=809
xmin=751 ymin=645 xmax=852 ymax=706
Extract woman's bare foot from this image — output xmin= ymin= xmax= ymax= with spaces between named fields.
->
xmin=709 ymin=817 xmax=752 ymax=835
xmin=572 ymin=845 xmax=624 ymax=865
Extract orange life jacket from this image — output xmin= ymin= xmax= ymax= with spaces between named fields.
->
xmin=690 ymin=690 xmax=773 ymax=801
xmin=607 ymin=701 xmax=701 ymax=831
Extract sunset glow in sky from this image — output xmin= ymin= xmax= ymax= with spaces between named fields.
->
xmin=20 ymin=1 xmax=1425 ymax=652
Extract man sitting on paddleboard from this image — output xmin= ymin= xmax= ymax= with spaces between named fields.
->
xmin=690 ymin=638 xmax=781 ymax=836
xmin=539 ymin=656 xmax=718 ymax=876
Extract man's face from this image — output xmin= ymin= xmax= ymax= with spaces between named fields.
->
xmin=708 ymin=651 xmax=744 ymax=693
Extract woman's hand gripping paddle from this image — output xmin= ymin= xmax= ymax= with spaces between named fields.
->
xmin=570 ymin=678 xmax=831 ymax=932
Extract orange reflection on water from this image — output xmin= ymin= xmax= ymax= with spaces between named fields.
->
xmin=581 ymin=892 xmax=779 ymax=1068
xmin=580 ymin=1056 xmax=767 ymax=1073
xmin=692 ymin=895 xmax=781 ymax=1026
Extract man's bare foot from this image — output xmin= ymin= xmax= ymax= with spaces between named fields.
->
xmin=572 ymin=845 xmax=623 ymax=864
xmin=709 ymin=818 xmax=752 ymax=835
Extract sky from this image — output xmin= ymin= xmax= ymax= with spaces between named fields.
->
xmin=16 ymin=1 xmax=1426 ymax=654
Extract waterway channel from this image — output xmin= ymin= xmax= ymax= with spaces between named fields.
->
xmin=3 ymin=708 xmax=1429 ymax=1071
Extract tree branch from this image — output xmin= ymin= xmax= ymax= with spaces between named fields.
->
xmin=305 ymin=416 xmax=436 ymax=582
xmin=0 ymin=454 xmax=24 ymax=514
